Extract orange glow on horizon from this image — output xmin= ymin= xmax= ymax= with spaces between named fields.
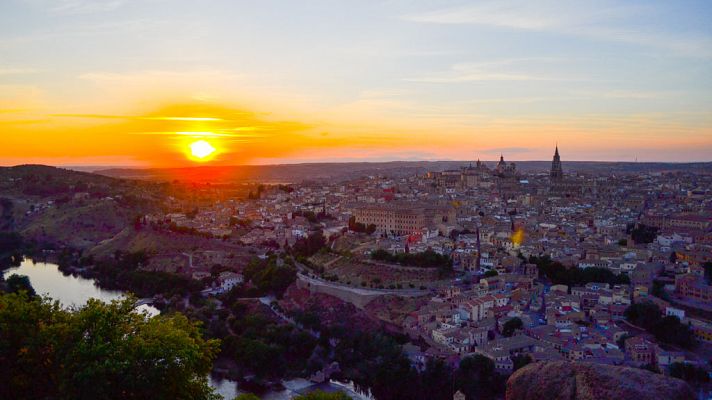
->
xmin=1 ymin=97 xmax=710 ymax=167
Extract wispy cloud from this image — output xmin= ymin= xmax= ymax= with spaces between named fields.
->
xmin=404 ymin=59 xmax=577 ymax=83
xmin=401 ymin=0 xmax=712 ymax=57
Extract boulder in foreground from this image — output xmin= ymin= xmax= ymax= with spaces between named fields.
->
xmin=506 ymin=361 xmax=694 ymax=400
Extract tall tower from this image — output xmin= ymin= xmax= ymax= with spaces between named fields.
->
xmin=550 ymin=145 xmax=563 ymax=180
xmin=496 ymin=154 xmax=506 ymax=174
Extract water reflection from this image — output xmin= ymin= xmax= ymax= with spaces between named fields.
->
xmin=208 ymin=376 xmax=240 ymax=400
xmin=2 ymin=258 xmax=159 ymax=316
xmin=207 ymin=376 xmax=373 ymax=400
xmin=3 ymin=259 xmax=371 ymax=400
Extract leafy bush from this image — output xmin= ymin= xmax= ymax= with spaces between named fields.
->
xmin=529 ymin=255 xmax=630 ymax=287
xmin=371 ymin=249 xmax=452 ymax=271
xmin=0 ymin=292 xmax=220 ymax=400
xmin=625 ymin=302 xmax=695 ymax=348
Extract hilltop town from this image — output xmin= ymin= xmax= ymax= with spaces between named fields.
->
xmin=1 ymin=151 xmax=711 ymax=399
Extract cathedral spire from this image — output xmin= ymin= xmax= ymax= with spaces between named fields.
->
xmin=550 ymin=145 xmax=563 ymax=180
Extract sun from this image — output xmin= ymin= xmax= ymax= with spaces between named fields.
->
xmin=189 ymin=140 xmax=216 ymax=160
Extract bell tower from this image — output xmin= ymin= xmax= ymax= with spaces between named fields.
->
xmin=550 ymin=145 xmax=563 ymax=180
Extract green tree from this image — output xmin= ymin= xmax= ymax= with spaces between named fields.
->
xmin=455 ymin=355 xmax=505 ymax=400
xmin=630 ymin=224 xmax=658 ymax=244
xmin=0 ymin=232 xmax=24 ymax=266
xmin=234 ymin=394 xmax=261 ymax=400
xmin=529 ymin=255 xmax=629 ymax=287
xmin=4 ymin=274 xmax=36 ymax=297
xmin=371 ymin=249 xmax=452 ymax=273
xmin=624 ymin=302 xmax=662 ymax=331
xmin=669 ymin=362 xmax=709 ymax=384
xmin=333 ymin=332 xmax=420 ymax=400
xmin=0 ymin=231 xmax=23 ymax=255
xmin=502 ymin=317 xmax=523 ymax=337
xmin=0 ymin=292 xmax=220 ymax=400
xmin=292 ymin=231 xmax=327 ymax=257
xmin=512 ymin=354 xmax=532 ymax=371
xmin=651 ymin=316 xmax=695 ymax=348
xmin=243 ymin=257 xmax=297 ymax=298
xmin=419 ymin=358 xmax=454 ymax=400
xmin=651 ymin=280 xmax=669 ymax=300
xmin=616 ymin=334 xmax=630 ymax=349
xmin=625 ymin=302 xmax=695 ymax=348
xmin=483 ymin=270 xmax=498 ymax=278
xmin=704 ymin=262 xmax=712 ymax=285
xmin=294 ymin=391 xmax=351 ymax=400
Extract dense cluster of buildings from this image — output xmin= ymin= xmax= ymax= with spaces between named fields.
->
xmin=142 ymin=147 xmax=711 ymax=379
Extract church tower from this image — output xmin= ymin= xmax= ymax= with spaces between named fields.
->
xmin=550 ymin=146 xmax=563 ymax=180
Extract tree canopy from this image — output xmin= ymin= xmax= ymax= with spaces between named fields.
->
xmin=454 ymin=355 xmax=505 ymax=400
xmin=294 ymin=391 xmax=351 ymax=400
xmin=243 ymin=256 xmax=297 ymax=298
xmin=92 ymin=251 xmax=204 ymax=298
xmin=529 ymin=255 xmax=630 ymax=287
xmin=483 ymin=270 xmax=498 ymax=278
xmin=4 ymin=274 xmax=36 ymax=297
xmin=233 ymin=394 xmax=260 ymax=400
xmin=629 ymin=224 xmax=659 ymax=244
xmin=292 ymin=231 xmax=328 ymax=258
xmin=371 ymin=249 xmax=452 ymax=272
xmin=704 ymin=262 xmax=712 ymax=285
xmin=669 ymin=362 xmax=709 ymax=384
xmin=0 ymin=292 xmax=221 ymax=400
xmin=502 ymin=317 xmax=523 ymax=337
xmin=348 ymin=216 xmax=376 ymax=234
xmin=625 ymin=302 xmax=695 ymax=348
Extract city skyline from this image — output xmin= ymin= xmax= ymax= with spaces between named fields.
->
xmin=2 ymin=0 xmax=711 ymax=166
xmin=2 ymin=3 xmax=712 ymax=398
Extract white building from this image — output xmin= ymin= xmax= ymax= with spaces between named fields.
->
xmin=217 ymin=272 xmax=244 ymax=293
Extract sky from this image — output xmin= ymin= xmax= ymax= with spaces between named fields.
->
xmin=1 ymin=0 xmax=711 ymax=167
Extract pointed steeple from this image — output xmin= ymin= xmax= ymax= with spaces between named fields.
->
xmin=550 ymin=145 xmax=563 ymax=180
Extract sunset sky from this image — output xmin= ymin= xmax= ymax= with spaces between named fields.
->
xmin=1 ymin=0 xmax=711 ymax=167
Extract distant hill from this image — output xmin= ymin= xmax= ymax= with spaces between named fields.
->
xmin=94 ymin=160 xmax=712 ymax=183
xmin=0 ymin=165 xmax=164 ymax=249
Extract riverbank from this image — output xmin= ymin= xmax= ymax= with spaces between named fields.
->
xmin=208 ymin=375 xmax=373 ymax=400
xmin=3 ymin=257 xmax=375 ymax=400
xmin=2 ymin=258 xmax=160 ymax=315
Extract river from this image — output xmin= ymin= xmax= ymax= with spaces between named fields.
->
xmin=2 ymin=258 xmax=159 ymax=316
xmin=3 ymin=259 xmax=373 ymax=400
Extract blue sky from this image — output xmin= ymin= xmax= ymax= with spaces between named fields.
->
xmin=1 ymin=0 xmax=711 ymax=165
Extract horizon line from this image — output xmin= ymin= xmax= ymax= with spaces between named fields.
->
xmin=2 ymin=159 xmax=712 ymax=171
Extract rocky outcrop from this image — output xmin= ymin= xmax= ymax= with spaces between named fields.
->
xmin=506 ymin=361 xmax=694 ymax=400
